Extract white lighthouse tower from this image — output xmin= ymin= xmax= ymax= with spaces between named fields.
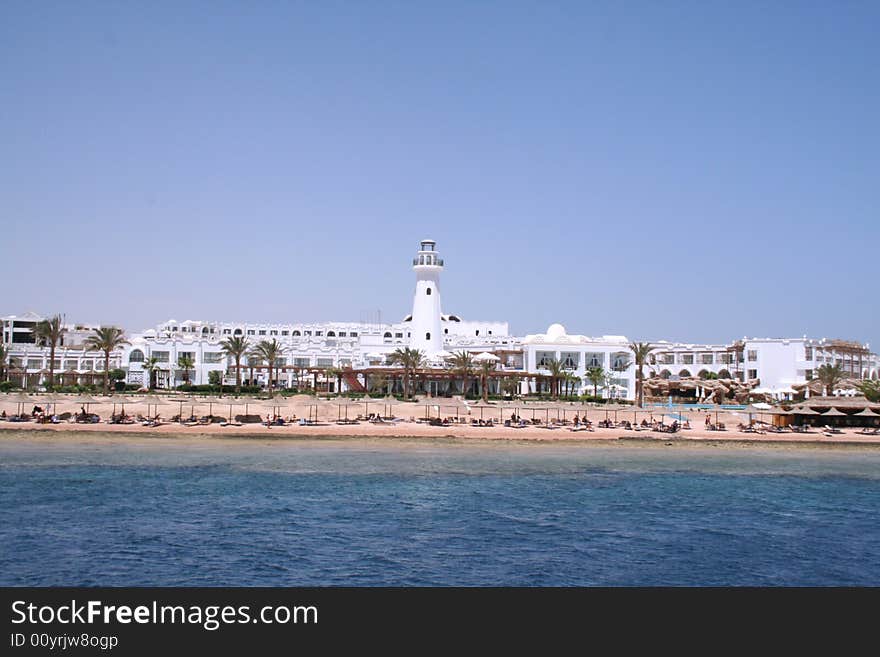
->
xmin=408 ymin=239 xmax=444 ymax=356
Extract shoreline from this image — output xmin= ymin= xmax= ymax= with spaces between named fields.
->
xmin=2 ymin=423 xmax=880 ymax=451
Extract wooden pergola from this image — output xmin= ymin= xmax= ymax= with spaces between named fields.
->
xmin=233 ymin=364 xmax=549 ymax=394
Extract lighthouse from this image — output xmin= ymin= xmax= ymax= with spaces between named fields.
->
xmin=408 ymin=239 xmax=444 ymax=356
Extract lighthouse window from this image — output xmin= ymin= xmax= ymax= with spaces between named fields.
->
xmin=426 ymin=333 xmax=431 ymax=340
xmin=444 ymin=329 xmax=448 ymax=334
xmin=475 ymin=330 xmax=480 ymax=336
xmin=426 ymin=288 xmax=432 ymax=295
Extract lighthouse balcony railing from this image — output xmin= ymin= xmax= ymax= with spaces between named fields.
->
xmin=412 ymin=258 xmax=444 ymax=266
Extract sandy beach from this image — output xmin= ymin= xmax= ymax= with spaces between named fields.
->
xmin=2 ymin=395 xmax=879 ymax=447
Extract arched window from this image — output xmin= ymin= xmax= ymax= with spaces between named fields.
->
xmin=426 ymin=288 xmax=432 ymax=295
xmin=717 ymin=369 xmax=732 ymax=379
xmin=129 ymin=349 xmax=144 ymax=363
xmin=660 ymin=369 xmax=672 ymax=379
xmin=292 ymin=330 xmax=301 ymax=336
xmin=425 ymin=332 xmax=431 ymax=340
xmin=202 ymin=327 xmax=209 ymax=334
xmin=384 ymin=332 xmax=392 ymax=338
xmin=679 ymin=369 xmax=692 ymax=378
xmin=233 ymin=328 xmax=243 ymax=336
xmin=327 ymin=331 xmax=335 ymax=337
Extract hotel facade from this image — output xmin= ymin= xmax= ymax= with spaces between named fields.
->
xmin=3 ymin=240 xmax=878 ymax=400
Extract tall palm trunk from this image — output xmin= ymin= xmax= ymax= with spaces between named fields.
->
xmin=48 ymin=343 xmax=56 ymax=388
xmin=637 ymin=367 xmax=644 ymax=407
xmin=235 ymin=356 xmax=242 ymax=393
xmin=103 ymin=351 xmax=111 ymax=395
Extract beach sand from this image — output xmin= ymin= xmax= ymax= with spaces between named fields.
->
xmin=1 ymin=395 xmax=878 ymax=448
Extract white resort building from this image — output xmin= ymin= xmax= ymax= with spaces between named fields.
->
xmin=2 ymin=240 xmax=878 ymax=400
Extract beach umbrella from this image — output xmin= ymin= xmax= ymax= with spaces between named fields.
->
xmin=221 ymin=398 xmax=244 ymax=422
xmin=143 ymin=396 xmax=169 ymax=419
xmin=195 ymin=396 xmax=225 ymax=416
xmin=36 ymin=394 xmax=66 ymax=415
xmin=258 ymin=395 xmax=288 ymax=421
xmin=338 ymin=403 xmax=360 ymax=421
xmin=473 ymin=352 xmax=500 ymax=363
xmin=4 ymin=392 xmax=38 ymax=416
xmin=854 ymin=407 xmax=880 ymax=417
xmin=68 ymin=394 xmax=102 ymax=414
xmin=169 ymin=396 xmax=195 ymax=419
xmin=743 ymin=403 xmax=766 ymax=425
xmin=121 ymin=396 xmax=146 ymax=416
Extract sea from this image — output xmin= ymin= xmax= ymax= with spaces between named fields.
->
xmin=1 ymin=433 xmax=879 ymax=586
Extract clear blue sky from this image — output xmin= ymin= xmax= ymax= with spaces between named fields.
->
xmin=2 ymin=1 xmax=877 ymax=347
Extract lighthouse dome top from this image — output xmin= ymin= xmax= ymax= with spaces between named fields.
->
xmin=413 ymin=239 xmax=444 ymax=267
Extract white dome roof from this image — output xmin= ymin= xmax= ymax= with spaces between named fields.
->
xmin=546 ymin=323 xmax=567 ymax=340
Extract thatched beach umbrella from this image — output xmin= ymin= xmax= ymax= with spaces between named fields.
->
xmin=262 ymin=395 xmax=289 ymax=416
xmin=4 ymin=392 xmax=38 ymax=416
xmin=220 ymin=398 xmax=244 ymax=422
xmin=337 ymin=402 xmax=360 ymax=421
xmin=143 ymin=396 xmax=169 ymax=419
xmin=171 ymin=396 xmax=195 ymax=420
xmin=196 ymin=396 xmax=219 ymax=416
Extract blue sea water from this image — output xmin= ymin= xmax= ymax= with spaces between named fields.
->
xmin=1 ymin=435 xmax=879 ymax=586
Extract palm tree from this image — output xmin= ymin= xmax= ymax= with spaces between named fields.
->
xmin=83 ymin=327 xmax=129 ymax=395
xmin=816 ymin=363 xmax=847 ymax=397
xmin=449 ymin=350 xmax=475 ymax=397
xmin=544 ymin=358 xmax=566 ymax=399
xmin=252 ymin=339 xmax=283 ymax=395
xmin=501 ymin=376 xmax=520 ymax=399
xmin=855 ymin=379 xmax=880 ymax=403
xmin=141 ymin=356 xmax=160 ymax=390
xmin=368 ymin=373 xmax=388 ymax=396
xmin=220 ymin=336 xmax=249 ymax=393
xmin=478 ymin=360 xmax=496 ymax=403
xmin=389 ymin=347 xmax=425 ymax=399
xmin=177 ymin=354 xmax=195 ymax=385
xmin=325 ymin=366 xmax=344 ymax=395
xmin=629 ymin=342 xmax=654 ymax=407
xmin=585 ymin=366 xmax=606 ymax=398
xmin=34 ymin=314 xmax=64 ymax=389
